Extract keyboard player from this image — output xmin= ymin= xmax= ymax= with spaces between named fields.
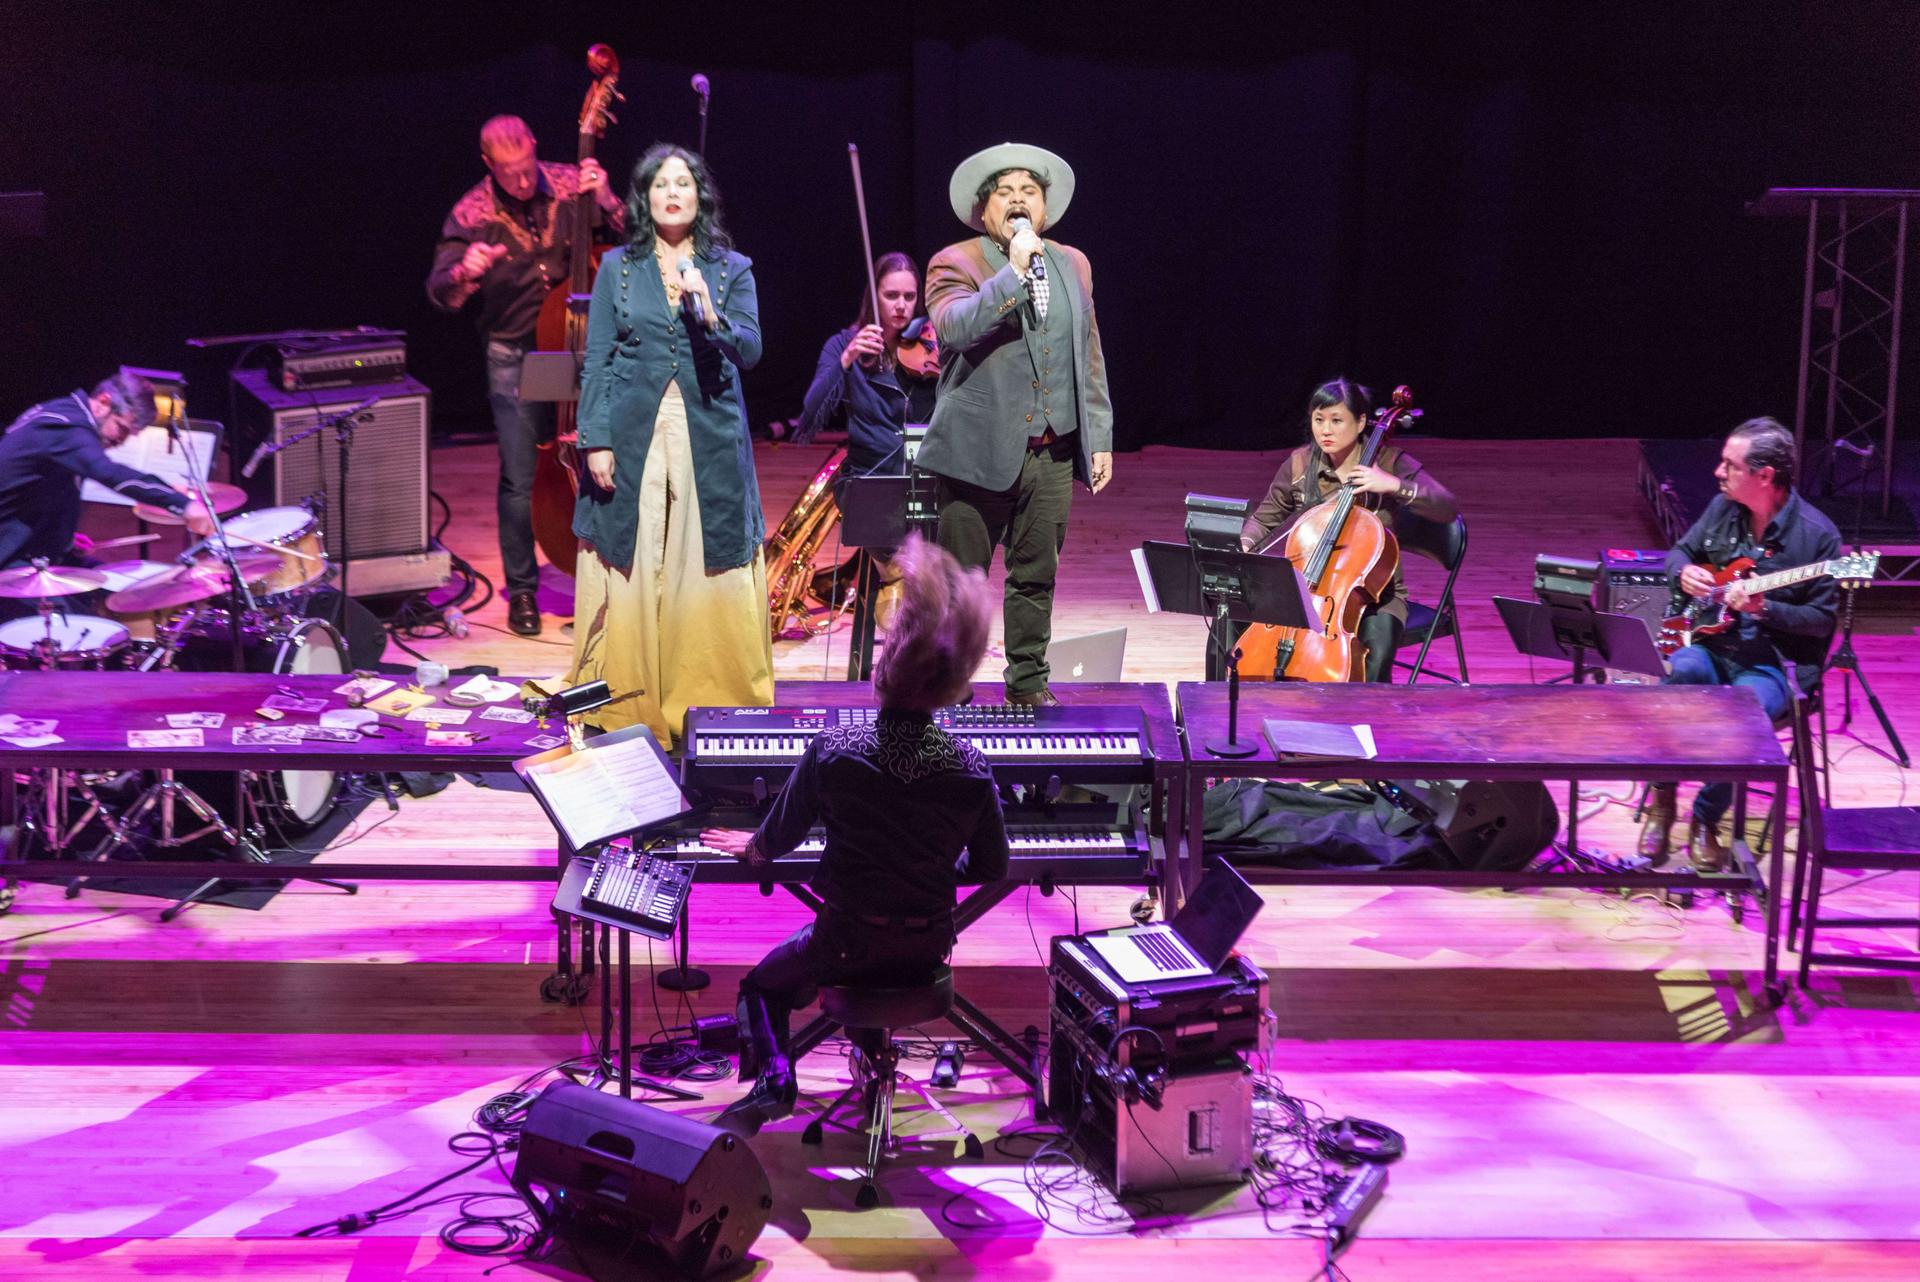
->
xmin=701 ymin=535 xmax=1009 ymax=1135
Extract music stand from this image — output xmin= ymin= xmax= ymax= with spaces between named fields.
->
xmin=837 ymin=473 xmax=932 ymax=681
xmin=1133 ymin=540 xmax=1315 ymax=757
xmin=1494 ymin=596 xmax=1668 ymax=684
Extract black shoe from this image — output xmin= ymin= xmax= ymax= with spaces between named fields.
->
xmin=507 ymin=592 xmax=540 ymax=637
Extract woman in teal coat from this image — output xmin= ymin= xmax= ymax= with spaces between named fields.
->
xmin=569 ymin=143 xmax=773 ymax=746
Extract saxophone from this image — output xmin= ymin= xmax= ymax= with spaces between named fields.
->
xmin=765 ymin=448 xmax=847 ymax=639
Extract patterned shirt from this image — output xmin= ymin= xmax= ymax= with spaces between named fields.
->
xmin=748 ymin=708 xmax=1010 ymax=920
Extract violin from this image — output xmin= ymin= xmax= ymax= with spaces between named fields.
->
xmin=895 ymin=317 xmax=939 ymax=379
xmin=1233 ymin=385 xmax=1418 ymax=683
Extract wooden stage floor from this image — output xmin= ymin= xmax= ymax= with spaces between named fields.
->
xmin=3 ymin=437 xmax=1918 ymax=1279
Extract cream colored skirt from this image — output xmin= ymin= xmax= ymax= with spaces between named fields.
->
xmin=569 ymin=384 xmax=773 ymax=748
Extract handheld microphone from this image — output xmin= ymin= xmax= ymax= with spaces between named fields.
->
xmin=677 ymin=257 xmax=708 ymax=326
xmin=1008 ymin=215 xmax=1046 ymax=281
xmin=241 ymin=438 xmax=273 ymax=479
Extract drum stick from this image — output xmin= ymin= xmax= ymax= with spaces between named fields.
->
xmin=89 ymin=533 xmax=162 ymax=550
xmin=221 ymin=530 xmax=323 ymax=562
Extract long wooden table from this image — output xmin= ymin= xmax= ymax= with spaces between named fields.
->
xmin=1176 ymin=682 xmax=1795 ymax=998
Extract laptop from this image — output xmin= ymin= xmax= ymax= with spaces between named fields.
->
xmin=1086 ymin=862 xmax=1264 ymax=984
xmin=1046 ymin=627 xmax=1128 ymax=683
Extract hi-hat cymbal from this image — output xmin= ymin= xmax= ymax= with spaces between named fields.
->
xmin=106 ymin=563 xmax=231 ymax=614
xmin=0 ymin=563 xmax=107 ymax=598
xmin=130 ymin=481 xmax=250 ymax=524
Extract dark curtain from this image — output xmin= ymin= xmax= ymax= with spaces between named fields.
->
xmin=3 ymin=2 xmax=1916 ymax=452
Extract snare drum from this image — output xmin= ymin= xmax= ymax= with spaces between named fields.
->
xmin=212 ymin=507 xmax=328 ymax=599
xmin=173 ymin=615 xmax=346 ymax=829
xmin=0 ymin=613 xmax=131 ymax=669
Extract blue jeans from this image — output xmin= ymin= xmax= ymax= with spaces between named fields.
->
xmin=1665 ymin=644 xmax=1793 ymax=825
xmin=485 ymin=339 xmax=555 ymax=596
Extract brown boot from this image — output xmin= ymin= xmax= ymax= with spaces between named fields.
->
xmin=1638 ymin=785 xmax=1677 ymax=863
xmin=1688 ymin=818 xmax=1730 ymax=873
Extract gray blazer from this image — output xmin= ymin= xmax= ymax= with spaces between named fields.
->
xmin=916 ymin=235 xmax=1114 ymax=492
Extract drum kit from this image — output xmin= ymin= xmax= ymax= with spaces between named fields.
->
xmin=0 ymin=484 xmax=349 ymax=868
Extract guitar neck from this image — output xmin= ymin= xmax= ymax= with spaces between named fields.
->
xmin=1715 ymin=558 xmax=1836 ymax=598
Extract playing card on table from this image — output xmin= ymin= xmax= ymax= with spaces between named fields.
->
xmin=262 ymin=694 xmax=329 ymax=714
xmin=425 ymin=729 xmax=481 ymax=747
xmin=130 ymin=729 xmax=203 ymax=749
xmin=479 ymin=705 xmax=535 ymax=724
xmin=406 ymin=705 xmax=472 ymax=724
xmin=526 ymin=734 xmax=566 ymax=750
xmin=166 ymin=712 xmax=226 ymax=729
xmin=335 ymin=676 xmax=396 ymax=700
xmin=233 ymin=725 xmax=305 ymax=746
xmin=296 ymin=725 xmax=364 ymax=743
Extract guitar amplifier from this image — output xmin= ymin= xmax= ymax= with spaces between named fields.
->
xmin=1599 ymin=548 xmax=1672 ymax=684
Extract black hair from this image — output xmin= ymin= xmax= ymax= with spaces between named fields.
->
xmin=1729 ymin=416 xmax=1795 ymax=491
xmin=91 ymin=370 xmax=157 ymax=426
xmin=623 ymin=143 xmax=733 ymax=258
xmin=973 ymin=166 xmax=1051 ymax=210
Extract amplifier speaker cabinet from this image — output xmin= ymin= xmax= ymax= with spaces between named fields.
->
xmin=1600 ymin=548 xmax=1672 ymax=684
xmin=229 ymin=369 xmax=431 ymax=579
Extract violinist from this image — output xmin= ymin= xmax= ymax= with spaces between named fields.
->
xmin=1237 ymin=378 xmax=1457 ymax=683
xmin=796 ymin=251 xmax=935 ymax=504
xmin=426 ymin=114 xmax=625 ymax=637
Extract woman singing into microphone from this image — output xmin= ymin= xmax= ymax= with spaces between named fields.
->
xmin=569 ymin=143 xmax=772 ymax=746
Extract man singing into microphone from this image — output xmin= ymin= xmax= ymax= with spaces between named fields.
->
xmin=916 ymin=143 xmax=1114 ymax=706
xmin=427 ymin=115 xmax=626 ymax=636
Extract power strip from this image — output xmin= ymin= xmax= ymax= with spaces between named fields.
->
xmin=1327 ymin=1163 xmax=1388 ymax=1248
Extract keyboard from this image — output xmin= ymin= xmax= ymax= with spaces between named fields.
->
xmin=574 ymin=849 xmax=695 ymax=939
xmin=646 ymin=803 xmax=1152 ymax=886
xmin=681 ymin=703 xmax=1154 ymax=790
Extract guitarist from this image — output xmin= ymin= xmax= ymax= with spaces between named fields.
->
xmin=1641 ymin=418 xmax=1841 ymax=871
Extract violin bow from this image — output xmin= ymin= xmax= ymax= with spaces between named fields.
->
xmin=848 ymin=143 xmax=882 ymax=329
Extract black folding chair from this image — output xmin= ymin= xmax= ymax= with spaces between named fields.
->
xmin=1392 ymin=509 xmax=1469 ymax=684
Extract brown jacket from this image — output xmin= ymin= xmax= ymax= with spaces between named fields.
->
xmin=1240 ymin=443 xmax=1457 ymax=622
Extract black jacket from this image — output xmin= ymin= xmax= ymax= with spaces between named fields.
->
xmin=0 ymin=394 xmax=184 ymax=569
xmin=1664 ymin=490 xmax=1842 ymax=680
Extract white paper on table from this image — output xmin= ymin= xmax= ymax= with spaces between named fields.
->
xmin=81 ymin=425 xmax=217 ymax=506
xmin=1261 ymin=718 xmax=1377 ymax=760
xmin=448 ymin=675 xmax=521 ymax=704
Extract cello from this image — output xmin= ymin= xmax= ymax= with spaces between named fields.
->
xmin=529 ymin=44 xmax=623 ymax=580
xmin=1234 ymin=385 xmax=1418 ymax=683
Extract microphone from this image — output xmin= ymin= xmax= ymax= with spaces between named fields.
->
xmin=691 ymin=73 xmax=710 ymax=105
xmin=241 ymin=438 xmax=274 ymax=479
xmin=1008 ymin=215 xmax=1046 ymax=281
xmin=677 ymin=257 xmax=708 ymax=326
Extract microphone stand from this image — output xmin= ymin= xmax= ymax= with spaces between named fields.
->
xmin=246 ymin=395 xmax=378 ymax=641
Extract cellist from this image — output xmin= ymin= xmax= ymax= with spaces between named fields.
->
xmin=427 ymin=114 xmax=626 ymax=637
xmin=1236 ymin=378 xmax=1457 ymax=682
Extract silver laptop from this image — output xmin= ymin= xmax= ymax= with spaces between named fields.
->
xmin=1086 ymin=863 xmax=1264 ymax=984
xmin=1046 ymin=627 xmax=1127 ymax=683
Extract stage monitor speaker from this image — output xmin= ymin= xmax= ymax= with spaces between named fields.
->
xmin=1383 ymin=779 xmax=1561 ymax=871
xmin=511 ymin=1081 xmax=772 ymax=1278
xmin=1599 ymin=548 xmax=1672 ymax=685
xmin=229 ymin=368 xmax=431 ymax=570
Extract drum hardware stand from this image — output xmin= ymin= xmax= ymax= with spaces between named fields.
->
xmin=1824 ymin=439 xmax=1908 ymax=766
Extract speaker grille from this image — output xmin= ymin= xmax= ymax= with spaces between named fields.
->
xmin=270 ymin=394 xmax=429 ymax=558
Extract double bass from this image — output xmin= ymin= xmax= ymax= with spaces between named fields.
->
xmin=529 ymin=44 xmax=622 ymax=580
xmin=1234 ymin=385 xmax=1418 ymax=683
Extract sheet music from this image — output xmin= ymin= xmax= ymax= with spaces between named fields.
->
xmin=523 ymin=730 xmax=685 ymax=849
xmin=81 ymin=425 xmax=217 ymax=505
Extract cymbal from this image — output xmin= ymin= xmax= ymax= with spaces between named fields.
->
xmin=130 ymin=481 xmax=250 ymax=524
xmin=0 ymin=563 xmax=107 ymax=598
xmin=106 ymin=563 xmax=231 ymax=614
xmin=224 ymin=550 xmax=285 ymax=583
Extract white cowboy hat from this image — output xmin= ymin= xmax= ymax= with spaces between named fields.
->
xmin=947 ymin=142 xmax=1076 ymax=232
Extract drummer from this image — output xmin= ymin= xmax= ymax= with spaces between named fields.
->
xmin=0 ymin=373 xmax=215 ymax=602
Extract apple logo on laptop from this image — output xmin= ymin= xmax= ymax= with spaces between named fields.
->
xmin=1071 ymin=661 xmax=1085 ymax=678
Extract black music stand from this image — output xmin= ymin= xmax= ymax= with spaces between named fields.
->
xmin=1494 ymin=596 xmax=1668 ymax=685
xmin=1134 ymin=540 xmax=1315 ymax=757
xmin=837 ymin=473 xmax=931 ymax=681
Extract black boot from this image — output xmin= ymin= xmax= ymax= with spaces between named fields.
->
xmin=720 ymin=997 xmax=796 ymax=1136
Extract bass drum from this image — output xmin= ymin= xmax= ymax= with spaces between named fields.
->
xmin=174 ymin=616 xmax=347 ymax=831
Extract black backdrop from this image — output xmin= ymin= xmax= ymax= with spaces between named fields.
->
xmin=4 ymin=2 xmax=1918 ymax=452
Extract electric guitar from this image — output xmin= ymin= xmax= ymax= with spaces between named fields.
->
xmin=1657 ymin=550 xmax=1880 ymax=656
